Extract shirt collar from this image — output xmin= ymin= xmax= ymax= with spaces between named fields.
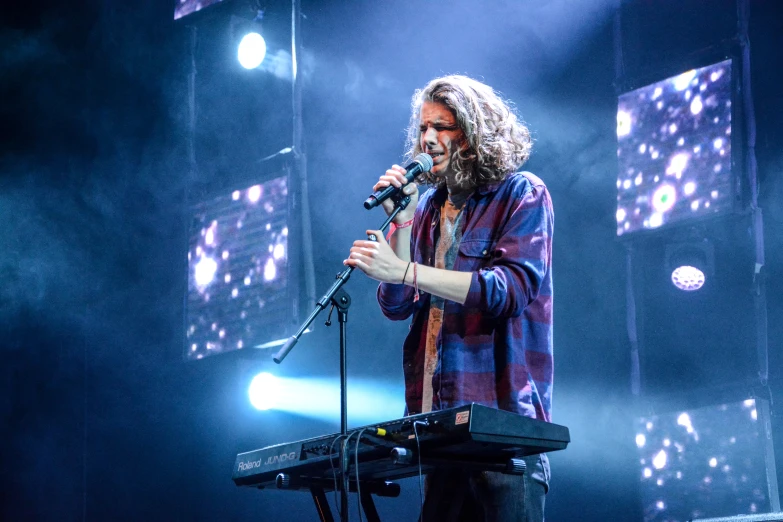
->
xmin=428 ymin=177 xmax=505 ymax=210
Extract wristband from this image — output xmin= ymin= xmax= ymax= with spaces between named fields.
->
xmin=386 ymin=218 xmax=414 ymax=241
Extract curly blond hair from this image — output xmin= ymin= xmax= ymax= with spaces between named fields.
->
xmin=404 ymin=75 xmax=532 ymax=189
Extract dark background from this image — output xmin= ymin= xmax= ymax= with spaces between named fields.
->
xmin=1 ymin=0 xmax=782 ymax=520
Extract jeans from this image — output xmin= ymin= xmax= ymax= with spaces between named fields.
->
xmin=418 ymin=453 xmax=550 ymax=522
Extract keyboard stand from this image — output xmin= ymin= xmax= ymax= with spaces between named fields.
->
xmin=311 ymin=486 xmax=334 ymax=522
xmin=284 ymin=454 xmax=525 ymax=522
xmin=279 ymin=477 xmax=400 ymax=522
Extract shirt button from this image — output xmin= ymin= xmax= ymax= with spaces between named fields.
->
xmin=482 ymin=249 xmax=488 ymax=256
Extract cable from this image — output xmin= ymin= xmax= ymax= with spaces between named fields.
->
xmin=341 ymin=432 xmax=358 ymax=518
xmin=354 ymin=428 xmax=369 ymax=522
xmin=413 ymin=420 xmax=427 ymax=517
xmin=328 ymin=433 xmax=348 ymax=518
xmin=329 ymin=427 xmax=388 ymax=521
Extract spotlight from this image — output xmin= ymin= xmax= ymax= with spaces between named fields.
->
xmin=237 ymin=32 xmax=267 ymax=69
xmin=665 ymin=241 xmax=714 ymax=292
xmin=248 ymin=372 xmax=279 ymax=410
xmin=670 ymin=265 xmax=705 ymax=291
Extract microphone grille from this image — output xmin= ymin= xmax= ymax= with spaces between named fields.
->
xmin=414 ymin=153 xmax=433 ymax=172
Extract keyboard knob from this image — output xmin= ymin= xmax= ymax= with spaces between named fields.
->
xmin=505 ymin=458 xmax=527 ymax=476
xmin=390 ymin=447 xmax=414 ymax=465
xmin=276 ymin=473 xmax=292 ymax=489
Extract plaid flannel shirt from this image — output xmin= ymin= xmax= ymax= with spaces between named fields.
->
xmin=378 ymin=171 xmax=554 ymax=421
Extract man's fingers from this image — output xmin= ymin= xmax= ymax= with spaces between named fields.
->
xmin=373 ymin=178 xmax=393 ymax=191
xmin=349 ymin=245 xmax=377 ymax=257
xmin=374 ymin=166 xmax=413 ymax=192
xmin=366 ymin=230 xmax=386 ymax=246
xmin=354 ymin=237 xmax=383 ymax=248
xmin=351 ymin=240 xmax=374 ymax=249
xmin=343 ymin=257 xmax=368 ymax=271
xmin=380 ymin=174 xmax=401 ymax=187
xmin=390 ymin=166 xmax=409 ymax=182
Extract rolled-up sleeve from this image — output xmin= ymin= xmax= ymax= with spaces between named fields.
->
xmin=377 ymin=282 xmax=415 ymax=320
xmin=463 ymin=183 xmax=554 ymax=318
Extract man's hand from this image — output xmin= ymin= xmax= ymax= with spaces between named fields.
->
xmin=344 ymin=230 xmax=408 ymax=284
xmin=374 ymin=165 xmax=419 ymax=224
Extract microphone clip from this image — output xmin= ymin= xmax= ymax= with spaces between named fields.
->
xmin=390 ymin=194 xmax=412 ymax=210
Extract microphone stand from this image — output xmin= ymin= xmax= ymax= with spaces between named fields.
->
xmin=273 ymin=194 xmax=412 ymax=522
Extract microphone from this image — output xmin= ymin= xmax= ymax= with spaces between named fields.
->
xmin=363 ymin=153 xmax=433 ymax=210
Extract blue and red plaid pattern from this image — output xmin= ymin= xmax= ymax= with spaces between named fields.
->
xmin=378 ymin=171 xmax=554 ymax=422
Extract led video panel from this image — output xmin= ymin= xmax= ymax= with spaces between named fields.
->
xmin=636 ymin=399 xmax=778 ymax=522
xmin=174 ymin=0 xmax=226 ymax=21
xmin=186 ymin=175 xmax=291 ymax=361
xmin=617 ymin=59 xmax=733 ymax=236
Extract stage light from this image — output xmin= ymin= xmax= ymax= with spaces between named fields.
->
xmin=244 ymin=374 xmax=404 ymax=425
xmin=237 ymin=32 xmax=266 ymax=69
xmin=248 ymin=372 xmax=280 ymax=411
xmin=665 ymin=240 xmax=714 ymax=292
xmin=671 ymin=265 xmax=705 ymax=291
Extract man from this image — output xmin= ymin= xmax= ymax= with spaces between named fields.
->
xmin=344 ymin=75 xmax=554 ymax=521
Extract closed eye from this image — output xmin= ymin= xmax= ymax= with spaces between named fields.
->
xmin=420 ymin=124 xmax=458 ymax=133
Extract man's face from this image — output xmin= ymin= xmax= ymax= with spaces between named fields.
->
xmin=419 ymin=101 xmax=464 ymax=180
